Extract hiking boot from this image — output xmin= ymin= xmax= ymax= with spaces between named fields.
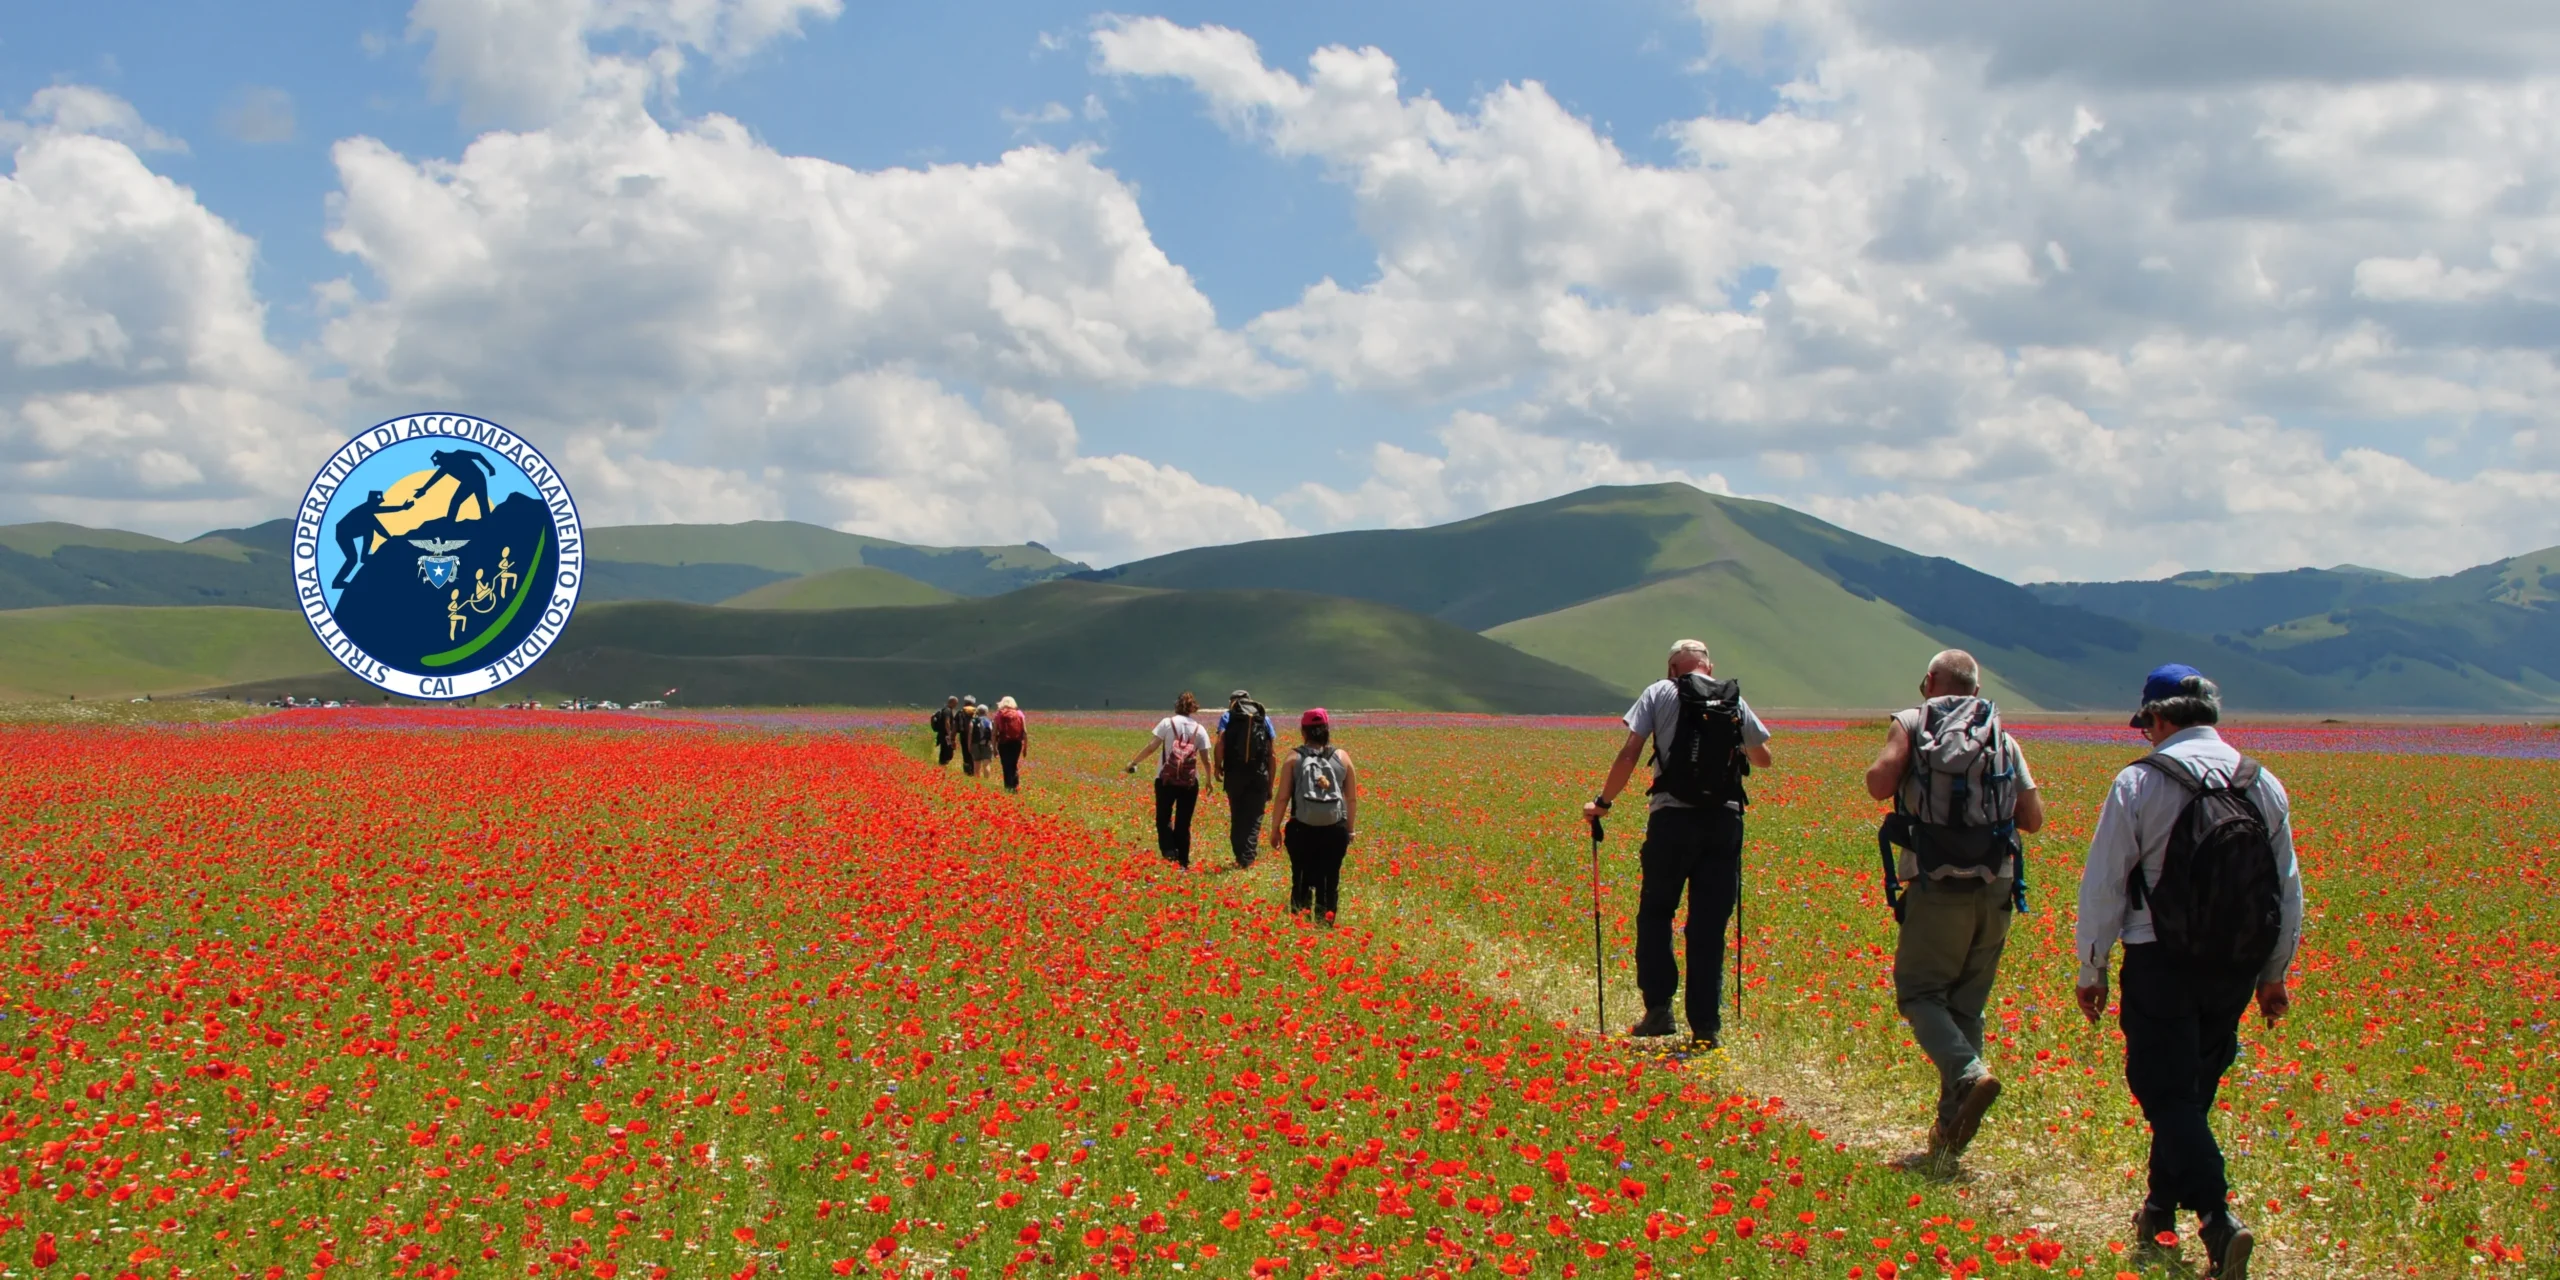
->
xmin=2200 ymin=1213 xmax=2253 ymax=1279
xmin=1627 ymin=1006 xmax=1677 ymax=1038
xmin=2130 ymin=1202 xmax=2177 ymax=1255
xmin=1947 ymin=1074 xmax=2002 ymax=1155
xmin=1892 ymin=1122 xmax=1956 ymax=1174
xmin=1689 ymin=1028 xmax=1720 ymax=1051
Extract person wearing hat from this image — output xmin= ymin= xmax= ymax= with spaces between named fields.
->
xmin=2074 ymin=664 xmax=2303 ymax=1280
xmin=1216 ymin=689 xmax=1278 ymax=870
xmin=1267 ymin=708 xmax=1358 ymax=924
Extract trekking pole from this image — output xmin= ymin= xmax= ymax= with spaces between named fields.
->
xmin=1588 ymin=812 xmax=1606 ymax=1037
xmin=1732 ymin=857 xmax=1744 ymax=1026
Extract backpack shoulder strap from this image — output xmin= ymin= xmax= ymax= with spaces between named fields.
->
xmin=2229 ymin=758 xmax=2262 ymax=792
xmin=2133 ymin=752 xmax=2202 ymax=794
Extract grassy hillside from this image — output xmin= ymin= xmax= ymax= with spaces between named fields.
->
xmin=582 ymin=561 xmax=792 ymax=605
xmin=1081 ymin=489 xmax=1689 ymax=630
xmin=585 ymin=520 xmax=1087 ymax=597
xmin=2030 ymin=545 xmax=2560 ymax=707
xmin=0 ymin=606 xmax=333 ymax=698
xmin=721 ymin=566 xmax=955 ymax=609
xmin=0 ymin=521 xmax=293 ymax=610
xmin=1490 ymin=563 xmax=2023 ymax=708
xmin=208 ymin=582 xmax=1626 ymax=712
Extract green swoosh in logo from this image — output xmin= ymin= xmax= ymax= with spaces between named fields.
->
xmin=421 ymin=531 xmax=547 ymax=669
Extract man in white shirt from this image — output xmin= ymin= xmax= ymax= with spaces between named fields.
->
xmin=1580 ymin=639 xmax=1774 ymax=1047
xmin=2074 ymin=664 xmax=2304 ymax=1280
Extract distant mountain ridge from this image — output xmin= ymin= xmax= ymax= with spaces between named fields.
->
xmin=6 ymin=492 xmax=2555 ymax=712
xmin=585 ymin=520 xmax=1086 ymax=598
xmin=0 ymin=516 xmax=1084 ymax=611
xmin=2029 ymin=547 xmax=2560 ymax=707
xmin=1088 ymin=484 xmax=2556 ymax=712
xmin=203 ymin=582 xmax=1624 ymax=713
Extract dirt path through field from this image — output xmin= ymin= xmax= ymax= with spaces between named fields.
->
xmin=1400 ymin=912 xmax=2385 ymax=1280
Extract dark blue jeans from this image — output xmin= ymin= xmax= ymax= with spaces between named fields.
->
xmin=1154 ymin=781 xmax=1199 ymax=867
xmin=2120 ymin=942 xmax=2256 ymax=1218
xmin=1635 ymin=804 xmax=1745 ymax=1038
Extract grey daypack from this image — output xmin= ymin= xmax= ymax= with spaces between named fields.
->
xmin=1291 ymin=745 xmax=1347 ymax=826
xmin=1893 ymin=695 xmax=2021 ymax=879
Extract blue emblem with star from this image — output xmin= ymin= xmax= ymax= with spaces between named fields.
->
xmin=411 ymin=537 xmax=469 ymax=589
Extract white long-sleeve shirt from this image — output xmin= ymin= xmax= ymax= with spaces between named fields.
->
xmin=2073 ymin=726 xmax=2305 ymax=988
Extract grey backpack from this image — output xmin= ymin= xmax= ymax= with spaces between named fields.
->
xmin=1291 ymin=746 xmax=1347 ymax=826
xmin=1894 ymin=696 xmax=2019 ymax=874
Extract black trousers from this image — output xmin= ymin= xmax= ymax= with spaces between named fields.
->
xmin=1284 ymin=820 xmax=1349 ymax=920
xmin=2120 ymin=942 xmax=2256 ymax=1218
xmin=1634 ymin=804 xmax=1745 ymax=1037
xmin=998 ymin=741 xmax=1022 ymax=790
xmin=937 ymin=736 xmax=954 ymax=766
xmin=1227 ymin=780 xmax=1269 ymax=868
xmin=1154 ymin=781 xmax=1199 ymax=866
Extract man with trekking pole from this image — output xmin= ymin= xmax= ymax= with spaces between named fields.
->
xmin=1581 ymin=639 xmax=1772 ymax=1049
xmin=1865 ymin=650 xmax=2046 ymax=1171
xmin=2075 ymin=665 xmax=2303 ymax=1280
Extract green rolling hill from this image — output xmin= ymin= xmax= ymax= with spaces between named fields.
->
xmin=586 ymin=520 xmax=1086 ymax=598
xmin=0 ymin=522 xmax=294 ymax=609
xmin=720 ymin=565 xmax=955 ymax=609
xmin=0 ymin=606 xmax=333 ymax=699
xmin=1087 ymin=483 xmax=2528 ymax=711
xmin=2031 ymin=546 xmax=2560 ymax=704
xmin=16 ymin=490 xmax=2558 ymax=712
xmin=207 ymin=581 xmax=1625 ymax=713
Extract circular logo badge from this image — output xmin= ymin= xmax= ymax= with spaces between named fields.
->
xmin=289 ymin=414 xmax=583 ymax=700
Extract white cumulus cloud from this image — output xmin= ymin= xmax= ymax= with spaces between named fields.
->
xmin=1101 ymin=9 xmax=2560 ymax=577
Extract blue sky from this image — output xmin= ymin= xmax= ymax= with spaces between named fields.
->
xmin=5 ymin=0 xmax=2558 ymax=578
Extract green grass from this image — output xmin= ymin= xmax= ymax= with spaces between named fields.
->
xmin=719 ymin=564 xmax=956 ymax=609
xmin=0 ymin=605 xmax=334 ymax=698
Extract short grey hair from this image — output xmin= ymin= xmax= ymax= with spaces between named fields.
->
xmin=2143 ymin=675 xmax=2223 ymax=729
xmin=1669 ymin=638 xmax=1711 ymax=663
xmin=1926 ymin=649 xmax=1981 ymax=695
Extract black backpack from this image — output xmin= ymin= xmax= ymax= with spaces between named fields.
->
xmin=1221 ymin=700 xmax=1274 ymax=781
xmin=1647 ymin=674 xmax=1750 ymax=809
xmin=2128 ymin=753 xmax=2284 ymax=979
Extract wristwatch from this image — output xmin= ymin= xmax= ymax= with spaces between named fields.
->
xmin=1591 ymin=795 xmax=1613 ymax=811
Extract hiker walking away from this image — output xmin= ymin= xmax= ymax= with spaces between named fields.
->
xmin=1579 ymin=639 xmax=1773 ymax=1048
xmin=1125 ymin=691 xmax=1216 ymax=867
xmin=1865 ymin=650 xmax=2046 ymax=1168
xmin=1218 ymin=690 xmax=1278 ymax=869
xmin=2075 ymin=665 xmax=2301 ymax=1280
xmin=957 ymin=698 xmax=983 ymax=777
xmin=931 ymin=695 xmax=961 ymax=768
xmin=994 ymin=696 xmax=1029 ymax=792
xmin=968 ymin=701 xmax=997 ymax=785
xmin=1268 ymin=708 xmax=1357 ymax=924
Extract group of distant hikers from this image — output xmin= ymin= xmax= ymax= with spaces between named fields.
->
xmin=922 ymin=643 xmax=2299 ymax=1279
xmin=1121 ymin=690 xmax=1356 ymax=923
xmin=930 ymin=694 xmax=1031 ymax=790
xmin=1577 ymin=639 xmax=2299 ymax=1280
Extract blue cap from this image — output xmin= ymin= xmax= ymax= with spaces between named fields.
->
xmin=2131 ymin=663 xmax=2205 ymax=726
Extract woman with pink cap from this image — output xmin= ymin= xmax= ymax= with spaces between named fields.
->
xmin=1266 ymin=707 xmax=1359 ymax=924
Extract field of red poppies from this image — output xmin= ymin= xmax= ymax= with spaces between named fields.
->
xmin=1 ymin=710 xmax=2552 ymax=1279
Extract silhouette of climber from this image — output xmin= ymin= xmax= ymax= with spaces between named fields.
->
xmin=330 ymin=490 xmax=415 ymax=589
xmin=422 ymin=449 xmax=499 ymax=521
